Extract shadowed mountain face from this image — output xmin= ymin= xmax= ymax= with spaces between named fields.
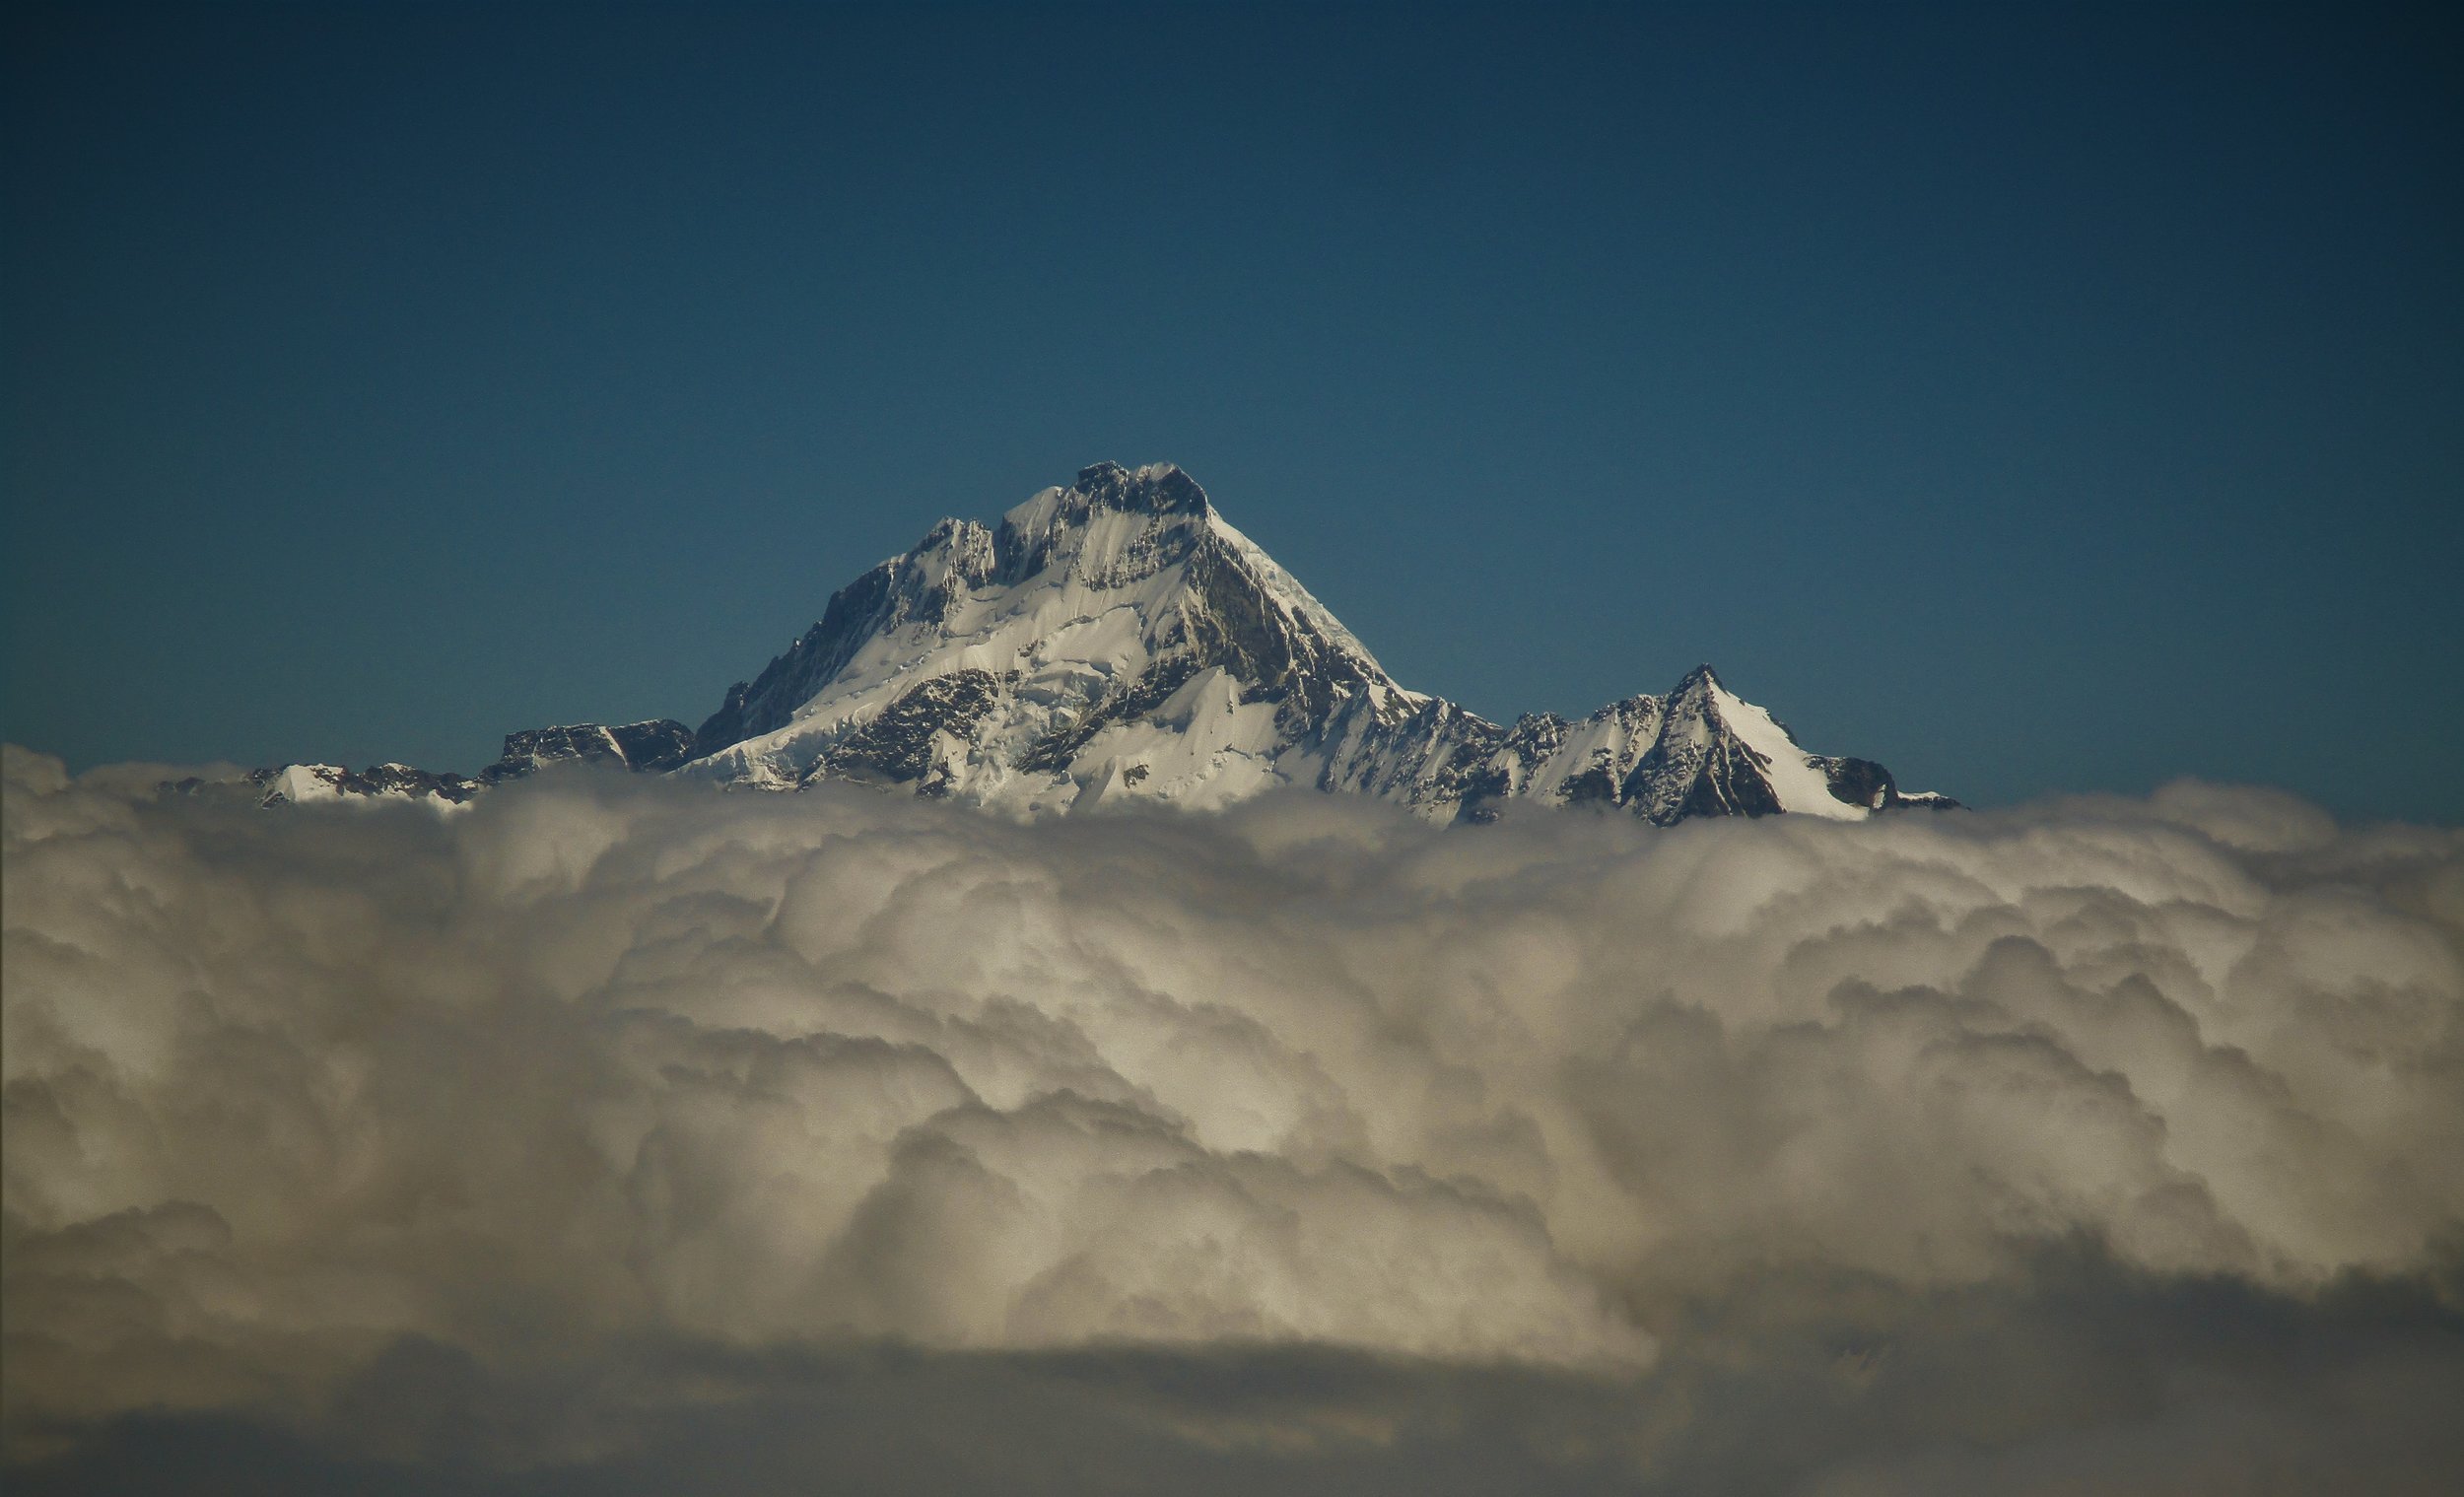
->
xmin=252 ymin=462 xmax=1952 ymax=821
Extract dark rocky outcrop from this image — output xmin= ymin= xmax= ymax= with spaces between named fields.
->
xmin=480 ymin=719 xmax=695 ymax=783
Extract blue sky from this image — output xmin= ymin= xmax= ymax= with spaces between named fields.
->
xmin=5 ymin=2 xmax=2458 ymax=819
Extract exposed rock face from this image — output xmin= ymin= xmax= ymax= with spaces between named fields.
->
xmin=821 ymin=668 xmax=1004 ymax=795
xmin=245 ymin=461 xmax=1954 ymax=822
xmin=478 ymin=719 xmax=695 ymax=783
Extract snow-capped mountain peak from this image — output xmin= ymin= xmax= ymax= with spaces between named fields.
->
xmin=242 ymin=462 xmax=1954 ymax=823
xmin=681 ymin=461 xmax=1420 ymax=811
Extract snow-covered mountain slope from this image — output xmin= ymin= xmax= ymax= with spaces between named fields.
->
xmin=247 ymin=461 xmax=1953 ymax=823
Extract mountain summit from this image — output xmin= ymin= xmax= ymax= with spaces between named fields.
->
xmin=681 ymin=460 xmax=1425 ymax=813
xmin=255 ymin=462 xmax=1952 ymax=820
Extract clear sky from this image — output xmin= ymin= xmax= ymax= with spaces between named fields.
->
xmin=5 ymin=2 xmax=2458 ymax=820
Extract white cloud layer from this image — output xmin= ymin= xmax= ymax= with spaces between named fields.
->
xmin=5 ymin=744 xmax=2461 ymax=1490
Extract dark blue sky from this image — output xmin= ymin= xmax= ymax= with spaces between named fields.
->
xmin=6 ymin=3 xmax=2458 ymax=819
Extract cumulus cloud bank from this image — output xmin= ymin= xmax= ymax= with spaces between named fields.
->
xmin=5 ymin=744 xmax=2461 ymax=1491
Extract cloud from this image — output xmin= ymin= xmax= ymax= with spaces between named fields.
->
xmin=5 ymin=743 xmax=2461 ymax=1490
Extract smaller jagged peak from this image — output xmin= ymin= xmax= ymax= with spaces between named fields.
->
xmin=1656 ymin=666 xmax=1728 ymax=727
xmin=1668 ymin=666 xmax=1801 ymax=743
xmin=916 ymin=515 xmax=992 ymax=551
xmin=1587 ymin=692 xmax=1665 ymax=723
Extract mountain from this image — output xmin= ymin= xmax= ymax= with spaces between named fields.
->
xmin=246 ymin=462 xmax=1953 ymax=822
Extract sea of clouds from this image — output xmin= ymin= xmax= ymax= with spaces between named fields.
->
xmin=5 ymin=743 xmax=2460 ymax=1493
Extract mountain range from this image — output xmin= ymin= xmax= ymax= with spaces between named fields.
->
xmin=243 ymin=462 xmax=1953 ymax=823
